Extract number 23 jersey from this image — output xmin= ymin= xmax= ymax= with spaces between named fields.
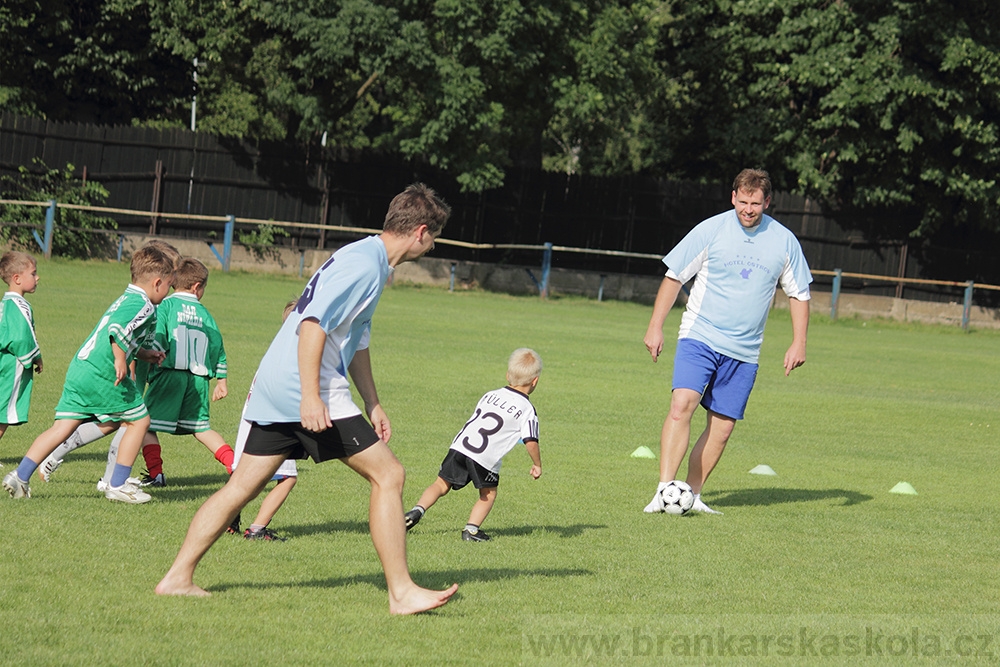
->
xmin=449 ymin=386 xmax=539 ymax=474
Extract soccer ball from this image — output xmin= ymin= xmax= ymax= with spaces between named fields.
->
xmin=660 ymin=480 xmax=695 ymax=515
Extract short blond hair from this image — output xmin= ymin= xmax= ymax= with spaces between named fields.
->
xmin=507 ymin=348 xmax=542 ymax=387
xmin=0 ymin=251 xmax=36 ymax=285
xmin=142 ymin=239 xmax=182 ymax=269
xmin=130 ymin=245 xmax=175 ymax=284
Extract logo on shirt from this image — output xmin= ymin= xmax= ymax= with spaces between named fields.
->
xmin=740 ymin=268 xmax=753 ymax=279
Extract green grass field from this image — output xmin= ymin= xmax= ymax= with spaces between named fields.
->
xmin=2 ymin=258 xmax=999 ymax=665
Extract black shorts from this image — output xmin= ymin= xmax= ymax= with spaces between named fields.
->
xmin=243 ymin=415 xmax=380 ymax=463
xmin=438 ymin=449 xmax=499 ymax=490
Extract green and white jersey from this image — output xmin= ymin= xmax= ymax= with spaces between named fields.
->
xmin=56 ymin=284 xmax=159 ymax=419
xmin=153 ymin=291 xmax=226 ymax=378
xmin=0 ymin=292 xmax=41 ymax=424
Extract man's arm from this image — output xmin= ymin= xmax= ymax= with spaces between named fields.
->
xmin=348 ymin=347 xmax=391 ymax=443
xmin=784 ymin=297 xmax=809 ymax=376
xmin=643 ymin=276 xmax=683 ymax=362
xmin=298 ymin=318 xmax=333 ymax=432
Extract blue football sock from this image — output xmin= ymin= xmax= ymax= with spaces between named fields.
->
xmin=16 ymin=457 xmax=39 ymax=483
xmin=109 ymin=463 xmax=132 ymax=487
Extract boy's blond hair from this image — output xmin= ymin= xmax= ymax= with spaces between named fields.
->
xmin=0 ymin=251 xmax=36 ymax=285
xmin=130 ymin=245 xmax=175 ymax=283
xmin=507 ymin=348 xmax=542 ymax=387
xmin=173 ymin=257 xmax=209 ymax=291
xmin=143 ymin=239 xmax=182 ymax=269
xmin=383 ymin=183 xmax=452 ymax=236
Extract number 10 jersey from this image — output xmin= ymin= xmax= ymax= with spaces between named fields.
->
xmin=449 ymin=386 xmax=539 ymax=474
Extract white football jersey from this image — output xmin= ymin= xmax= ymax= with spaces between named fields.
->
xmin=449 ymin=386 xmax=539 ymax=473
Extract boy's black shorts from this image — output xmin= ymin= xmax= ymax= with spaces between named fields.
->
xmin=244 ymin=415 xmax=380 ymax=463
xmin=438 ymin=449 xmax=499 ymax=490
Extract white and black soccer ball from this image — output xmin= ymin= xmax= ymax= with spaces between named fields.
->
xmin=660 ymin=480 xmax=695 ymax=515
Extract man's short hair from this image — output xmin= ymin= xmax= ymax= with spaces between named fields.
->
xmin=383 ymin=183 xmax=451 ymax=236
xmin=733 ymin=168 xmax=772 ymax=201
xmin=0 ymin=251 xmax=36 ymax=285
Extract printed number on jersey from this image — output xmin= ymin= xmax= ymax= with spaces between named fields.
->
xmin=457 ymin=409 xmax=504 ymax=454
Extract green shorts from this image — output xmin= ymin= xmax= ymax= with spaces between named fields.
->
xmin=56 ymin=364 xmax=147 ymax=423
xmin=145 ymin=369 xmax=212 ymax=434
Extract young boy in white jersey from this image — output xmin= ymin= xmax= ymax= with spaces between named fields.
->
xmin=157 ymin=183 xmax=458 ymax=615
xmin=0 ymin=252 xmax=43 ymax=457
xmin=3 ymin=245 xmax=173 ymax=503
xmin=642 ymin=168 xmax=812 ymax=515
xmin=227 ymin=298 xmax=300 ymax=541
xmin=405 ymin=348 xmax=542 ymax=542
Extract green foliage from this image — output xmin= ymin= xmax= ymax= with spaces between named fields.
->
xmin=237 ymin=222 xmax=291 ymax=260
xmin=0 ymin=161 xmax=118 ymax=258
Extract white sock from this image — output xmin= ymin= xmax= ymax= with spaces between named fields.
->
xmin=411 ymin=506 xmax=425 ymax=516
xmin=51 ymin=421 xmax=108 ymax=459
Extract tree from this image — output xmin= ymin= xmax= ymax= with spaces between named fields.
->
xmin=0 ymin=0 xmax=190 ymax=125
xmin=657 ymin=0 xmax=1000 ymax=238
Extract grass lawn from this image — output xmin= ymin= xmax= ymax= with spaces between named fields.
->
xmin=1 ymin=258 xmax=999 ymax=665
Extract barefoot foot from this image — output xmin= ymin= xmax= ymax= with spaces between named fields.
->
xmin=155 ymin=572 xmax=211 ymax=597
xmin=389 ymin=583 xmax=458 ymax=615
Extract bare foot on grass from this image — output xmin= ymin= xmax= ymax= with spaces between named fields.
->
xmin=155 ymin=572 xmax=211 ymax=597
xmin=389 ymin=583 xmax=459 ymax=615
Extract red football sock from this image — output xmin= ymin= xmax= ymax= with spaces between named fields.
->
xmin=215 ymin=444 xmax=235 ymax=474
xmin=142 ymin=443 xmax=163 ymax=477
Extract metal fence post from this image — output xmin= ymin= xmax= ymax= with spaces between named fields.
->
xmin=540 ymin=242 xmax=552 ymax=299
xmin=42 ymin=199 xmax=56 ymax=258
xmin=450 ymin=262 xmax=457 ymax=292
xmin=962 ymin=280 xmax=975 ymax=331
xmin=598 ymin=275 xmax=606 ymax=302
xmin=223 ymin=215 xmax=234 ymax=272
xmin=831 ymin=268 xmax=842 ymax=320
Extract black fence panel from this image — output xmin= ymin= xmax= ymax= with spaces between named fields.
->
xmin=6 ymin=112 xmax=1000 ymax=304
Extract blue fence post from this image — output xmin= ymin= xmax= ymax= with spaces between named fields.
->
xmin=39 ymin=199 xmax=56 ymax=258
xmin=449 ymin=263 xmax=457 ymax=292
xmin=223 ymin=215 xmax=234 ymax=272
xmin=117 ymin=234 xmax=125 ymax=262
xmin=831 ymin=268 xmax=842 ymax=320
xmin=540 ymin=242 xmax=553 ymax=299
xmin=299 ymin=249 xmax=306 ymax=278
xmin=962 ymin=280 xmax=975 ymax=331
xmin=598 ymin=275 xmax=606 ymax=302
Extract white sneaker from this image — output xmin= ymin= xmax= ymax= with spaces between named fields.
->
xmin=690 ymin=497 xmax=723 ymax=515
xmin=105 ymin=481 xmax=152 ymax=504
xmin=3 ymin=471 xmax=32 ymax=499
xmin=97 ymin=477 xmax=142 ymax=493
xmin=38 ymin=454 xmax=64 ymax=482
xmin=643 ymin=489 xmax=666 ymax=513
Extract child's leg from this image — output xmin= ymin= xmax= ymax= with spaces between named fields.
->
xmin=40 ymin=421 xmax=118 ymax=481
xmin=415 ymin=476 xmax=452 ymax=512
xmin=251 ymin=476 xmax=296 ymax=528
xmin=467 ymin=487 xmax=498 ymax=528
xmin=0 ymin=423 xmax=7 ymax=439
xmin=140 ymin=431 xmax=163 ymax=479
xmin=13 ymin=420 xmax=83 ymax=482
xmin=102 ymin=425 xmax=128 ymax=485
xmin=109 ymin=415 xmax=151 ymax=487
xmin=194 ymin=429 xmax=235 ymax=472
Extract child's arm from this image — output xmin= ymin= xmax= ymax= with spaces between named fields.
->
xmin=136 ymin=347 xmax=166 ymax=366
xmin=112 ymin=342 xmax=129 ymax=386
xmin=525 ymin=440 xmax=542 ymax=479
xmin=212 ymin=378 xmax=228 ymax=401
xmin=33 ymin=357 xmax=42 ymax=373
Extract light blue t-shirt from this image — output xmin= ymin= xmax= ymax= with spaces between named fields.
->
xmin=664 ymin=210 xmax=812 ymax=363
xmin=245 ymin=236 xmax=391 ymax=424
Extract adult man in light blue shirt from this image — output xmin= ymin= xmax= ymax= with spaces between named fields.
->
xmin=643 ymin=169 xmax=812 ymax=515
xmin=157 ymin=184 xmax=459 ymax=615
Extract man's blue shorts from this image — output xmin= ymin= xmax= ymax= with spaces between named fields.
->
xmin=672 ymin=338 xmax=758 ymax=420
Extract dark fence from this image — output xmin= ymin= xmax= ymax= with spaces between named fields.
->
xmin=2 ymin=112 xmax=996 ymax=305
